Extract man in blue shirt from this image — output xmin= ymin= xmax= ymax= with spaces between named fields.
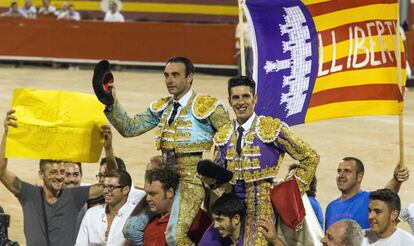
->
xmin=325 ymin=157 xmax=409 ymax=230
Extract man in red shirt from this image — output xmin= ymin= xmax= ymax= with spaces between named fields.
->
xmin=143 ymin=168 xmax=179 ymax=246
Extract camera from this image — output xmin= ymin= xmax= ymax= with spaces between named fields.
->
xmin=0 ymin=213 xmax=19 ymax=246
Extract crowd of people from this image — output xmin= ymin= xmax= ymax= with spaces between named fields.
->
xmin=0 ymin=0 xmax=125 ymax=22
xmin=0 ymin=56 xmax=414 ymax=246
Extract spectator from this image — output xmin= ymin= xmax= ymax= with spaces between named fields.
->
xmin=104 ymin=0 xmax=125 ymax=22
xmin=0 ymin=2 xmax=26 ymax=18
xmin=76 ymin=169 xmax=135 ymax=245
xmin=399 ymin=203 xmax=414 ymax=235
xmin=0 ymin=109 xmax=103 ymax=246
xmin=321 ymin=219 xmax=363 ymax=246
xmin=64 ymin=162 xmax=82 ymax=187
xmin=19 ymin=0 xmax=36 ymax=19
xmin=362 ymin=189 xmax=414 ymax=245
xmin=88 ymin=125 xmax=145 ymax=207
xmin=325 ymin=157 xmax=409 ymax=230
xmin=57 ymin=4 xmax=80 ymax=21
xmin=143 ymin=168 xmax=179 ymax=246
xmin=38 ymin=0 xmax=56 ymax=16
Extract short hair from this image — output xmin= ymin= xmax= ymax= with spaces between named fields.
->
xmin=337 ymin=219 xmax=363 ymax=246
xmin=145 ymin=168 xmax=179 ymax=194
xmin=166 ymin=56 xmax=194 ymax=77
xmin=211 ymin=193 xmax=246 ymax=222
xmin=64 ymin=162 xmax=82 ymax=175
xmin=39 ymin=159 xmax=61 ymax=172
xmin=227 ymin=76 xmax=256 ymax=96
xmin=369 ymin=188 xmax=401 ymax=213
xmin=100 ymin=156 xmax=126 ymax=171
xmin=342 ymin=157 xmax=364 ymax=174
xmin=104 ymin=169 xmax=132 ymax=189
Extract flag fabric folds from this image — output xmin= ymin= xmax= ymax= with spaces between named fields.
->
xmin=245 ymin=0 xmax=405 ymax=126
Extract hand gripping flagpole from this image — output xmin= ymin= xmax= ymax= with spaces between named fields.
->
xmin=238 ymin=0 xmax=246 ymax=76
xmin=396 ymin=0 xmax=404 ymax=167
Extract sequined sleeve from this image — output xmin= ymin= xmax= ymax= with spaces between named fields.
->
xmin=208 ymin=105 xmax=231 ymax=131
xmin=276 ymin=124 xmax=320 ymax=193
xmin=105 ymin=101 xmax=160 ymax=137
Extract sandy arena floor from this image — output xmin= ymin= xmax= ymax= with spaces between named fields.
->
xmin=0 ymin=65 xmax=413 ymax=245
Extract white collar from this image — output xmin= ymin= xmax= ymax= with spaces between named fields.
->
xmin=235 ymin=112 xmax=256 ymax=132
xmin=174 ymin=90 xmax=193 ymax=107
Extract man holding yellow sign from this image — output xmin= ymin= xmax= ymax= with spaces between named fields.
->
xmin=0 ymin=89 xmax=108 ymax=246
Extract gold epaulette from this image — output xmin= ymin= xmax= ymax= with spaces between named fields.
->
xmin=213 ymin=122 xmax=233 ymax=146
xmin=192 ymin=94 xmax=222 ymax=119
xmin=256 ymin=116 xmax=284 ymax=143
xmin=149 ymin=97 xmax=172 ymax=113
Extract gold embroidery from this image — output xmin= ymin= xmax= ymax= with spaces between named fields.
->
xmin=176 ymin=120 xmax=192 ymax=129
xmin=213 ymin=122 xmax=232 ymax=146
xmin=149 ymin=97 xmax=171 ymax=112
xmin=193 ymin=95 xmax=219 ymax=119
xmin=174 ymin=142 xmax=213 ymax=153
xmin=257 ymin=116 xmax=281 ymax=143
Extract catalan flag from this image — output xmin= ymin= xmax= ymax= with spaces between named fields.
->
xmin=245 ymin=0 xmax=405 ymax=126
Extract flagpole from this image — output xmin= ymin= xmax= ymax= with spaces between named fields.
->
xmin=396 ymin=0 xmax=404 ymax=167
xmin=238 ymin=0 xmax=246 ymax=76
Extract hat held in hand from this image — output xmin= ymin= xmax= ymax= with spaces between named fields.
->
xmin=92 ymin=60 xmax=114 ymax=106
xmin=197 ymin=159 xmax=233 ymax=184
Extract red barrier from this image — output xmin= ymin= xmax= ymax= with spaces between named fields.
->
xmin=0 ymin=18 xmax=237 ymax=67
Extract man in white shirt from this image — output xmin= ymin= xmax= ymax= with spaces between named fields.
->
xmin=76 ymin=169 xmax=135 ymax=246
xmin=104 ymin=0 xmax=125 ymax=22
xmin=362 ymin=189 xmax=414 ymax=245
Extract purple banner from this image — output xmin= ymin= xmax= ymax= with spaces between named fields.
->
xmin=245 ymin=0 xmax=318 ymax=126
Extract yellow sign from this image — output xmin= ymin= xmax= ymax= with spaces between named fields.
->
xmin=6 ymin=89 xmax=106 ymax=163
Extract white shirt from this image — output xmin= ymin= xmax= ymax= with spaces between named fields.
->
xmin=400 ymin=203 xmax=414 ymax=235
xmin=235 ymin=112 xmax=256 ymax=148
xmin=361 ymin=228 xmax=414 ymax=245
xmin=75 ymin=201 xmax=135 ymax=246
xmin=168 ymin=90 xmax=193 ymax=123
xmin=104 ymin=12 xmax=125 ymax=22
xmin=128 ymin=186 xmax=146 ymax=205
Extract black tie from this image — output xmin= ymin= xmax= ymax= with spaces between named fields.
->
xmin=168 ymin=102 xmax=180 ymax=126
xmin=236 ymin=126 xmax=244 ymax=156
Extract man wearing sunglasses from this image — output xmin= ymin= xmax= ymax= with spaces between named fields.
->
xmin=76 ymin=169 xmax=135 ymax=246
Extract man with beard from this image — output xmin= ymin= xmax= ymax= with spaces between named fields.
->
xmin=325 ymin=157 xmax=409 ymax=230
xmin=0 ymin=110 xmax=103 ymax=246
xmin=362 ymin=189 xmax=414 ymax=245
xmin=76 ymin=169 xmax=134 ymax=246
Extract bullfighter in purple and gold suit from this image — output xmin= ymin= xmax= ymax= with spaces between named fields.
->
xmin=201 ymin=76 xmax=319 ymax=246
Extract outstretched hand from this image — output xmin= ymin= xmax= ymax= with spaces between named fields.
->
xmin=4 ymin=109 xmax=17 ymax=134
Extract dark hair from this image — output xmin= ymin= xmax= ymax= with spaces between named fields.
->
xmin=39 ymin=159 xmax=61 ymax=172
xmin=104 ymin=169 xmax=132 ymax=189
xmin=100 ymin=156 xmax=126 ymax=171
xmin=211 ymin=193 xmax=246 ymax=222
xmin=145 ymin=168 xmax=179 ymax=194
xmin=369 ymin=188 xmax=401 ymax=213
xmin=227 ymin=76 xmax=256 ymax=97
xmin=342 ymin=157 xmax=364 ymax=174
xmin=166 ymin=56 xmax=194 ymax=77
xmin=64 ymin=162 xmax=82 ymax=175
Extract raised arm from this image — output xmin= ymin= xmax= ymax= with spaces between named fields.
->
xmin=276 ymin=123 xmax=320 ymax=193
xmin=101 ymin=124 xmax=117 ymax=171
xmin=0 ymin=109 xmax=23 ymax=195
xmin=104 ymin=86 xmax=160 ymax=137
xmin=384 ymin=162 xmax=409 ymax=193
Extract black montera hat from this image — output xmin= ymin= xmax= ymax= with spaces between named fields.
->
xmin=197 ymin=159 xmax=233 ymax=184
xmin=92 ymin=60 xmax=114 ymax=106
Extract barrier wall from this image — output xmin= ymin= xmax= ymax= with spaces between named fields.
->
xmin=0 ymin=18 xmax=238 ymax=68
